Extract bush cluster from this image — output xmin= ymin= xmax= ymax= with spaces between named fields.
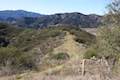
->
xmin=0 ymin=46 xmax=37 ymax=75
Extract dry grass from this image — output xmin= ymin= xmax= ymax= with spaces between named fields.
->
xmin=0 ymin=58 xmax=118 ymax=80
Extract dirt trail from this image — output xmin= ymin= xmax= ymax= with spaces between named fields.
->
xmin=53 ymin=31 xmax=85 ymax=58
xmin=81 ymin=28 xmax=97 ymax=36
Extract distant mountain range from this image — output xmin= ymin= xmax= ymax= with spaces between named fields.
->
xmin=0 ymin=10 xmax=102 ymax=28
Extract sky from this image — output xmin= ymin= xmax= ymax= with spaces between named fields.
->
xmin=0 ymin=0 xmax=111 ymax=15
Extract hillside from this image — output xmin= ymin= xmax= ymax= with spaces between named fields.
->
xmin=1 ymin=24 xmax=119 ymax=80
xmin=0 ymin=22 xmax=120 ymax=80
xmin=0 ymin=23 xmax=95 ymax=76
xmin=33 ymin=13 xmax=102 ymax=28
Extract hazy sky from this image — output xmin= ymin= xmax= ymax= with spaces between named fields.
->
xmin=0 ymin=0 xmax=111 ymax=15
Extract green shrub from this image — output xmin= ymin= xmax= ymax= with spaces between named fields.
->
xmin=84 ymin=48 xmax=97 ymax=59
xmin=52 ymin=52 xmax=70 ymax=60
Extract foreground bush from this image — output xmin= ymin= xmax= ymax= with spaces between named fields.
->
xmin=83 ymin=47 xmax=97 ymax=59
xmin=97 ymin=26 xmax=120 ymax=59
xmin=83 ymin=26 xmax=120 ymax=71
xmin=0 ymin=46 xmax=37 ymax=75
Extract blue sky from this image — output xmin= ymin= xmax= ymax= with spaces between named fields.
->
xmin=0 ymin=0 xmax=111 ymax=15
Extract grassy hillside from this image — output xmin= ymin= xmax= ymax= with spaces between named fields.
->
xmin=0 ymin=23 xmax=95 ymax=76
xmin=0 ymin=23 xmax=120 ymax=80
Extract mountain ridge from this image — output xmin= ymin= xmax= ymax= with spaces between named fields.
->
xmin=0 ymin=10 xmax=42 ymax=19
xmin=0 ymin=10 xmax=102 ymax=28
